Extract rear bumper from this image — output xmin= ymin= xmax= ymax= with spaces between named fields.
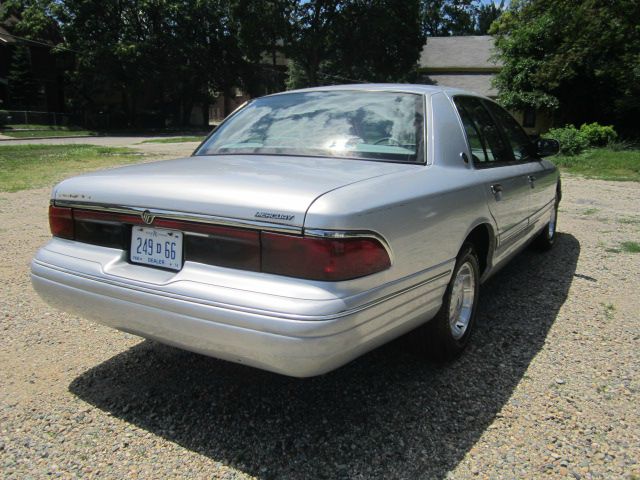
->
xmin=31 ymin=243 xmax=450 ymax=377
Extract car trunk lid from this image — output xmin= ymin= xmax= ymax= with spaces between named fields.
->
xmin=52 ymin=154 xmax=410 ymax=228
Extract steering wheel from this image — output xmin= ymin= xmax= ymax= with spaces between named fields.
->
xmin=374 ymin=137 xmax=401 ymax=146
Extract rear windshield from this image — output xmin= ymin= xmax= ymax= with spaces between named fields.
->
xmin=197 ymin=91 xmax=425 ymax=163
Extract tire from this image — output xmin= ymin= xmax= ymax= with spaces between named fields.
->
xmin=532 ymin=193 xmax=559 ymax=251
xmin=417 ymin=243 xmax=480 ymax=361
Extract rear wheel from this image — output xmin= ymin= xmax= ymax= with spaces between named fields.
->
xmin=418 ymin=243 xmax=480 ymax=361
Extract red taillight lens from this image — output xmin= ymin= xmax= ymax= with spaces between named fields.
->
xmin=261 ymin=232 xmax=391 ymax=281
xmin=48 ymin=206 xmax=391 ymax=280
xmin=49 ymin=205 xmax=74 ymax=239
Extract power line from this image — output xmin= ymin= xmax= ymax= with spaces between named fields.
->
xmin=316 ymin=71 xmax=368 ymax=84
xmin=256 ymin=62 xmax=368 ymax=85
xmin=0 ymin=31 xmax=79 ymax=53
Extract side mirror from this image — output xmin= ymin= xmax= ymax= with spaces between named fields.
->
xmin=536 ymin=138 xmax=560 ymax=157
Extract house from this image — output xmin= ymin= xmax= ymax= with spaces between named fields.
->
xmin=419 ymin=35 xmax=552 ymax=135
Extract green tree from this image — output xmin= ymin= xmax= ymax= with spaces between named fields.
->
xmin=4 ymin=0 xmax=265 ymax=125
xmin=475 ymin=0 xmax=504 ymax=34
xmin=232 ymin=0 xmax=289 ymax=94
xmin=421 ymin=0 xmax=477 ymax=36
xmin=280 ymin=0 xmax=424 ymax=88
xmin=329 ymin=0 xmax=424 ymax=83
xmin=7 ymin=43 xmax=43 ymax=108
xmin=1 ymin=0 xmax=61 ymax=110
xmin=281 ymin=0 xmax=344 ymax=87
xmin=0 ymin=0 xmax=61 ymax=43
xmin=491 ymin=0 xmax=640 ymax=134
xmin=56 ymin=0 xmax=161 ymax=125
xmin=55 ymin=0 xmax=251 ymax=126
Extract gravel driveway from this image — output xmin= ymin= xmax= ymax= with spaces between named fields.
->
xmin=1 ymin=148 xmax=638 ymax=479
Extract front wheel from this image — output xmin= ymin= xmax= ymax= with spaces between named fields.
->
xmin=532 ymin=195 xmax=558 ymax=251
xmin=417 ymin=243 xmax=480 ymax=361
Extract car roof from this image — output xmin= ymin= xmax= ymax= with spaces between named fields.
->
xmin=267 ymin=83 xmax=481 ymax=98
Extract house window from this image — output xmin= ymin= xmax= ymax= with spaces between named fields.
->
xmin=523 ymin=107 xmax=536 ymax=128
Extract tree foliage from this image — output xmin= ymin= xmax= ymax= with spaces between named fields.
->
xmin=1 ymin=0 xmax=507 ymax=125
xmin=283 ymin=0 xmax=425 ymax=87
xmin=330 ymin=0 xmax=424 ymax=83
xmin=281 ymin=0 xmax=343 ymax=87
xmin=475 ymin=0 xmax=504 ymax=35
xmin=0 ymin=0 xmax=61 ymax=43
xmin=7 ymin=43 xmax=43 ymax=108
xmin=54 ymin=0 xmax=253 ymax=125
xmin=421 ymin=0 xmax=477 ymax=36
xmin=491 ymin=0 xmax=640 ymax=134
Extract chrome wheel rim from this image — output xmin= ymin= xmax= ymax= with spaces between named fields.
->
xmin=448 ymin=261 xmax=475 ymax=340
xmin=548 ymin=204 xmax=557 ymax=239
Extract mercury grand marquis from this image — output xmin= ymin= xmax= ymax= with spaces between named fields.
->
xmin=31 ymin=84 xmax=561 ymax=377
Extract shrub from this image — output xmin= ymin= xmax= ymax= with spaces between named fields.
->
xmin=545 ymin=125 xmax=589 ymax=156
xmin=0 ymin=110 xmax=8 ymax=127
xmin=607 ymin=139 xmax=635 ymax=151
xmin=579 ymin=122 xmax=617 ymax=147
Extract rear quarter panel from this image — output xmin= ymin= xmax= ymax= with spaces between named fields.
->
xmin=304 ymin=165 xmax=496 ymax=295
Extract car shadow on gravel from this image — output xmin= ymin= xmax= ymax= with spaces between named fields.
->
xmin=70 ymin=233 xmax=580 ymax=479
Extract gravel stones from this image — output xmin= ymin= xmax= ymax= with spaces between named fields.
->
xmin=1 ymin=168 xmax=639 ymax=479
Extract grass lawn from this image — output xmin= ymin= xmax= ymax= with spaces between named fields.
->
xmin=0 ymin=144 xmax=144 ymax=192
xmin=140 ymin=136 xmax=205 ymax=144
xmin=1 ymin=129 xmax=97 ymax=138
xmin=1 ymin=124 xmax=98 ymax=138
xmin=621 ymin=241 xmax=640 ymax=253
xmin=3 ymin=124 xmax=86 ymax=131
xmin=551 ymin=148 xmax=640 ymax=182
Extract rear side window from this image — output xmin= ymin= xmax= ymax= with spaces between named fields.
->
xmin=455 ymin=101 xmax=490 ymax=163
xmin=484 ymin=101 xmax=534 ymax=161
xmin=453 ymin=96 xmax=511 ymax=165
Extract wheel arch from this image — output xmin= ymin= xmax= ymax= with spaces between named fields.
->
xmin=556 ymin=176 xmax=562 ymax=204
xmin=462 ymin=222 xmax=496 ymax=279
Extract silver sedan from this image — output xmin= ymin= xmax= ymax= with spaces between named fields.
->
xmin=31 ymin=84 xmax=560 ymax=377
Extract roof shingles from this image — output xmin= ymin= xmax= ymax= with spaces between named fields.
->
xmin=420 ymin=35 xmax=501 ymax=71
xmin=419 ymin=36 xmax=501 ymax=97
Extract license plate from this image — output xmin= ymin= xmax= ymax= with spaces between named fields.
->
xmin=130 ymin=226 xmax=183 ymax=271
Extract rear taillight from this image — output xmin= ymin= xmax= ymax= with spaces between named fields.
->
xmin=49 ymin=205 xmax=74 ymax=239
xmin=48 ymin=206 xmax=391 ymax=280
xmin=261 ymin=232 xmax=391 ymax=281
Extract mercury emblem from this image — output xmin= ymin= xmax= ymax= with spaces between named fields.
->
xmin=141 ymin=210 xmax=155 ymax=224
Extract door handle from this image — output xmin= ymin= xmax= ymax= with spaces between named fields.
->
xmin=490 ymin=184 xmax=503 ymax=195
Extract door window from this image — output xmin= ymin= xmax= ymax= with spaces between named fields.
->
xmin=484 ymin=101 xmax=535 ymax=161
xmin=455 ymin=101 xmax=489 ymax=163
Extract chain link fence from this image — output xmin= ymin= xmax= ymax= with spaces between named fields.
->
xmin=0 ymin=110 xmax=74 ymax=127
